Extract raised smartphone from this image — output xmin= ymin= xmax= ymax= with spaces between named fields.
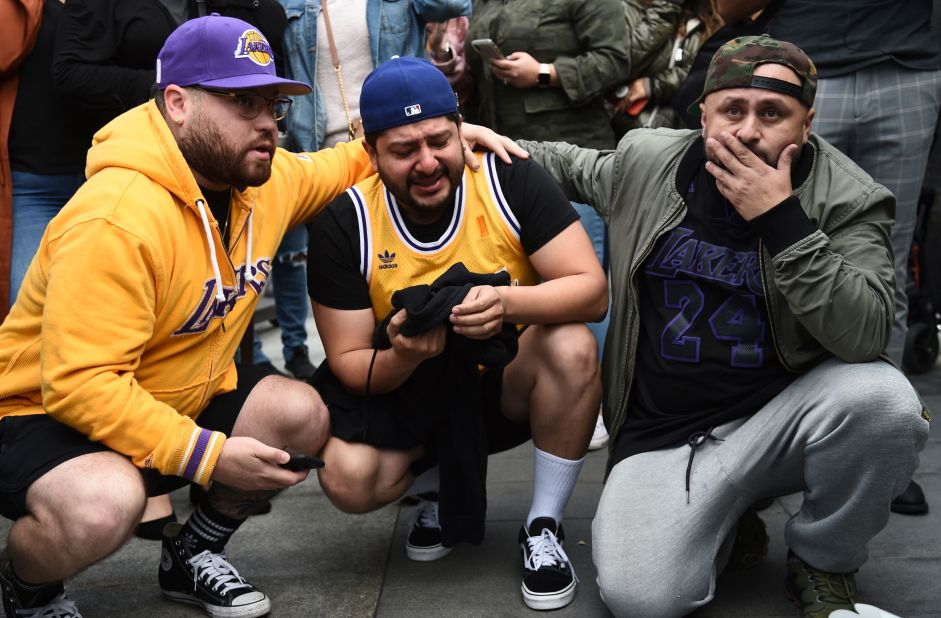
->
xmin=471 ymin=38 xmax=505 ymax=62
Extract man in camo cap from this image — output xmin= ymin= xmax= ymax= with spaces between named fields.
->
xmin=519 ymin=34 xmax=928 ymax=617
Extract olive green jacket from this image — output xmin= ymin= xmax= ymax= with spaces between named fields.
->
xmin=465 ymin=0 xmax=630 ymax=149
xmin=623 ymin=14 xmax=708 ymax=131
xmin=622 ymin=0 xmax=683 ymax=81
xmin=521 ymin=129 xmax=898 ymax=441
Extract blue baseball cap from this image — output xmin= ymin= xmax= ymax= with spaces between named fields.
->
xmin=156 ymin=14 xmax=311 ymax=95
xmin=360 ymin=56 xmax=458 ymax=133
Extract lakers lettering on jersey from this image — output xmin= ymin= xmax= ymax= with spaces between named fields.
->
xmin=347 ymin=152 xmax=540 ymax=322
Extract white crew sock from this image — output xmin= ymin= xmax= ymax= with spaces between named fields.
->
xmin=526 ymin=448 xmax=585 ymax=528
xmin=407 ymin=465 xmax=440 ymax=497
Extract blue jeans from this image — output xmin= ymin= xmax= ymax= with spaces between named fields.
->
xmin=10 ymin=171 xmax=85 ymax=306
xmin=253 ymin=225 xmax=310 ymax=364
xmin=572 ymin=202 xmax=610 ymax=359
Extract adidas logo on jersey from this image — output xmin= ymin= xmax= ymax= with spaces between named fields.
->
xmin=378 ymin=249 xmax=398 ymax=270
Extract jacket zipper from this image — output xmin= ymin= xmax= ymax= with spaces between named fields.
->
xmin=612 ymin=198 xmax=687 ymax=438
xmin=757 ymin=240 xmax=795 ymax=373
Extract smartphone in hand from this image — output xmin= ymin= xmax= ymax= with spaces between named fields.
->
xmin=279 ymin=453 xmax=325 ymax=471
xmin=471 ymin=38 xmax=505 ymax=63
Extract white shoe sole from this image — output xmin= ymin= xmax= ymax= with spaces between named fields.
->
xmin=405 ymin=542 xmax=453 ymax=562
xmin=162 ymin=590 xmax=271 ymax=618
xmin=588 ymin=434 xmax=608 ymax=451
xmin=521 ymin=578 xmax=577 ymax=610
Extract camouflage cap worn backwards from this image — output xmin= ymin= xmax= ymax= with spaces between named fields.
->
xmin=689 ymin=34 xmax=817 ymax=116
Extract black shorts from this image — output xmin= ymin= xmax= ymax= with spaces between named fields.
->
xmin=320 ymin=364 xmax=531 ymax=456
xmin=0 ymin=363 xmax=279 ymax=521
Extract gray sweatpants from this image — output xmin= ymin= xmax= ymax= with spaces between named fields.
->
xmin=593 ymin=358 xmax=929 ymax=618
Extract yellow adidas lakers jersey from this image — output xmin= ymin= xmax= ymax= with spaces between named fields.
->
xmin=347 ymin=152 xmax=540 ymax=322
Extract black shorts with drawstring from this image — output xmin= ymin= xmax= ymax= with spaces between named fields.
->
xmin=0 ymin=363 xmax=279 ymax=520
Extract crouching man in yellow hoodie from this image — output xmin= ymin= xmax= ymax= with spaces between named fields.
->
xmin=0 ymin=15 xmax=521 ymax=618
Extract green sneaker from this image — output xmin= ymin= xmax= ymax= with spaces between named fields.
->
xmin=785 ymin=551 xmax=857 ymax=618
xmin=726 ymin=507 xmax=769 ymax=570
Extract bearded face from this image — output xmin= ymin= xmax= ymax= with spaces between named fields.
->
xmin=177 ymin=102 xmax=277 ymax=189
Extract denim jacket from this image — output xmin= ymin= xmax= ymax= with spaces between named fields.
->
xmin=278 ymin=0 xmax=471 ymax=152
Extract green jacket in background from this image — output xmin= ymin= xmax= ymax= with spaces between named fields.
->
xmin=520 ymin=130 xmax=897 ymax=444
xmin=622 ymin=0 xmax=682 ymax=81
xmin=623 ymin=10 xmax=709 ymax=131
xmin=465 ymin=0 xmax=630 ymax=149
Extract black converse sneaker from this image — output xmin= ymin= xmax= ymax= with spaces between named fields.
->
xmin=405 ymin=492 xmax=452 ymax=562
xmin=159 ymin=523 xmax=271 ymax=618
xmin=0 ymin=551 xmax=81 ymax=617
xmin=518 ymin=518 xmax=578 ymax=610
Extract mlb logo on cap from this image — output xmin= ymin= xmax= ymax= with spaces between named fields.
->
xmin=405 ymin=104 xmax=422 ymax=117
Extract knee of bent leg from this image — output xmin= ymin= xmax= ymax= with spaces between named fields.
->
xmin=263 ymin=376 xmax=330 ymax=448
xmin=318 ymin=443 xmax=383 ymax=513
xmin=593 ymin=515 xmax=705 ymax=618
xmin=65 ymin=471 xmax=145 ymax=547
xmin=542 ymin=324 xmax=599 ymax=381
xmin=827 ymin=363 xmax=926 ymax=447
xmin=597 ymin=565 xmax=695 ymax=618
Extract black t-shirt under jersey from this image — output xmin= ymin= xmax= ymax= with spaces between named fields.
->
xmin=307 ymin=155 xmax=579 ymax=310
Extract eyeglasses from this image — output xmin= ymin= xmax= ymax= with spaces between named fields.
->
xmin=192 ymin=87 xmax=293 ymax=121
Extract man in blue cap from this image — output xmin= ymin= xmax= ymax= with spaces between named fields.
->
xmin=307 ymin=56 xmax=607 ymax=611
xmin=0 ymin=15 xmax=521 ymax=618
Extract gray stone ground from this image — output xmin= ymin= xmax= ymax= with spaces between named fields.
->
xmin=3 ymin=316 xmax=938 ymax=617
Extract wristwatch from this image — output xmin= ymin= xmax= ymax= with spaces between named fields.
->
xmin=538 ymin=64 xmax=551 ymax=88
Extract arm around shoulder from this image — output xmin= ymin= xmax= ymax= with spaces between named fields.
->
xmin=516 ymin=139 xmax=619 ymax=219
xmin=285 ymin=139 xmax=376 ymax=226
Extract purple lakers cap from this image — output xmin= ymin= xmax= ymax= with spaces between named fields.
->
xmin=360 ymin=56 xmax=458 ymax=133
xmin=156 ymin=14 xmax=311 ymax=95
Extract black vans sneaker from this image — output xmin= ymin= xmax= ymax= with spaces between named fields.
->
xmin=159 ymin=523 xmax=271 ymax=617
xmin=518 ymin=518 xmax=578 ymax=610
xmin=0 ymin=551 xmax=81 ymax=617
xmin=405 ymin=492 xmax=452 ymax=562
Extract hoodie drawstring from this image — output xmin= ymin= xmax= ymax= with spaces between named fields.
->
xmin=245 ymin=208 xmax=255 ymax=285
xmin=195 ymin=199 xmax=227 ymax=303
xmin=685 ymin=427 xmax=723 ymax=504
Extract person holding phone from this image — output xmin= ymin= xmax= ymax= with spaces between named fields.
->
xmin=0 ymin=16 xmax=522 ymax=618
xmin=465 ymin=0 xmax=629 ymax=150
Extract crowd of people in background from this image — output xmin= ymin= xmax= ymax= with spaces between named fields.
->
xmin=0 ymin=1 xmax=939 ymax=617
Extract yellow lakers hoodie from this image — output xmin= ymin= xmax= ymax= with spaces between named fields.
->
xmin=0 ymin=101 xmax=373 ymax=486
